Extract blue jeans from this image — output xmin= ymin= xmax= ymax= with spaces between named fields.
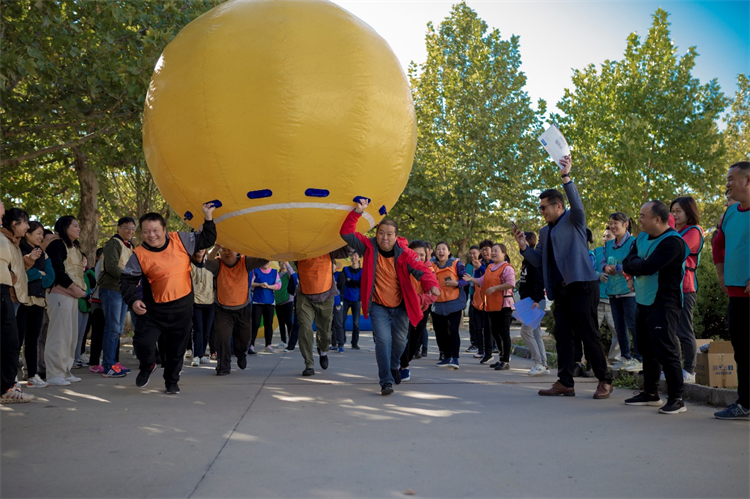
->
xmin=369 ymin=303 xmax=409 ymax=387
xmin=342 ymin=299 xmax=361 ymax=346
xmin=610 ymin=296 xmax=641 ymax=361
xmin=100 ymin=289 xmax=128 ymax=370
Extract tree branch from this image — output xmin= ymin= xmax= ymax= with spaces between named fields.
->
xmin=0 ymin=127 xmax=113 ymax=167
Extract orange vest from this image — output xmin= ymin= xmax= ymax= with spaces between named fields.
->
xmin=472 ymin=282 xmax=485 ymax=311
xmin=432 ymin=260 xmax=460 ymax=303
xmin=410 ymin=274 xmax=424 ymax=295
xmin=373 ymin=253 xmax=402 ymax=308
xmin=217 ymin=255 xmax=249 ymax=307
xmin=298 ymin=254 xmax=333 ymax=295
xmin=134 ymin=232 xmax=192 ymax=304
xmin=482 ymin=262 xmax=512 ymax=312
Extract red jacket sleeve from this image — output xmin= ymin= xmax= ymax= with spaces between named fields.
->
xmin=712 ymin=219 xmax=726 ymax=265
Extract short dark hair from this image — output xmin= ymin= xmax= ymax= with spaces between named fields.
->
xmin=53 ymin=215 xmax=79 ymax=248
xmin=609 ymin=212 xmax=631 ymax=233
xmin=96 ymin=247 xmax=104 ymax=259
xmin=524 ymin=231 xmax=537 ymax=249
xmin=27 ymin=221 xmax=44 ymax=234
xmin=540 ymin=189 xmax=565 ymax=207
xmin=408 ymin=240 xmax=427 ymax=251
xmin=1 ymin=207 xmax=29 ymax=230
xmin=43 ymin=228 xmax=53 ymax=236
xmin=425 ymin=241 xmax=433 ymax=250
xmin=117 ymin=216 xmax=136 ymax=227
xmin=469 ymin=245 xmax=479 ymax=251
xmin=648 ymin=200 xmax=670 ymax=224
xmin=670 ymin=196 xmax=700 ymax=226
xmin=139 ymin=212 xmax=166 ymax=228
xmin=377 ymin=218 xmax=398 ymax=235
xmin=729 ymin=161 xmax=750 ymax=173
xmin=478 ymin=239 xmax=493 ymax=249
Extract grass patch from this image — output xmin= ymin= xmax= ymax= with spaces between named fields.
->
xmin=613 ymin=372 xmax=642 ymax=390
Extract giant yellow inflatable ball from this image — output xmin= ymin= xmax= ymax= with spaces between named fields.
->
xmin=143 ymin=0 xmax=416 ymax=260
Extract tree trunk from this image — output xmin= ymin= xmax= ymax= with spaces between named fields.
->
xmin=72 ymin=145 xmax=99 ymax=262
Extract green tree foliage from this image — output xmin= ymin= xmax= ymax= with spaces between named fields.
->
xmin=392 ymin=2 xmax=545 ymax=256
xmin=723 ymin=74 xmax=750 ymax=166
xmin=553 ymin=9 xmax=728 ymax=229
xmin=1 ymin=0 xmax=221 ymax=257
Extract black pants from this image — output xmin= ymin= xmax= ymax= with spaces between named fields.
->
xmin=88 ymin=307 xmax=105 ymax=366
xmin=251 ymin=303 xmax=275 ymax=348
xmin=432 ymin=310 xmax=462 ymax=359
xmin=401 ymin=313 xmax=429 ymax=368
xmin=192 ymin=304 xmax=214 ymax=358
xmin=1 ymin=287 xmax=20 ymax=394
xmin=469 ymin=305 xmax=489 ymax=355
xmin=16 ymin=304 xmax=44 ymax=378
xmin=286 ymin=298 xmax=300 ymax=350
xmin=552 ymin=281 xmax=610 ymax=387
xmin=215 ymin=304 xmax=252 ymax=373
xmin=133 ymin=307 xmax=192 ymax=387
xmin=342 ymin=299 xmax=361 ymax=347
xmin=728 ymin=297 xmax=749 ymax=408
xmin=488 ymin=308 xmax=512 ymax=362
xmin=276 ymin=301 xmax=294 ymax=343
xmin=637 ymin=300 xmax=683 ymax=399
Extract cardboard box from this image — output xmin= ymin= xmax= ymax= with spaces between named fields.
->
xmin=695 ymin=341 xmax=737 ymax=388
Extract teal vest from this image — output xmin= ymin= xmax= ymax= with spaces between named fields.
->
xmin=604 ymin=234 xmax=634 ymax=296
xmin=722 ymin=204 xmax=750 ymax=287
xmin=633 ymin=230 xmax=689 ymax=306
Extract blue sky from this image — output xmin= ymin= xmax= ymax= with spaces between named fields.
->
xmin=333 ymin=0 xmax=750 ymax=119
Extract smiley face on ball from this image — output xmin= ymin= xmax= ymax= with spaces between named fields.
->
xmin=143 ymin=0 xmax=416 ymax=260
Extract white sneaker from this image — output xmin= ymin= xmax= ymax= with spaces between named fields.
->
xmin=624 ymin=359 xmax=643 ymax=372
xmin=65 ymin=375 xmax=82 ymax=383
xmin=46 ymin=376 xmax=71 ymax=386
xmin=265 ymin=345 xmax=275 ymax=353
xmin=683 ymin=370 xmax=696 ymax=384
xmin=200 ymin=356 xmax=211 ymax=364
xmin=191 ymin=357 xmax=200 ymax=367
xmin=81 ymin=353 xmax=90 ymax=364
xmin=528 ymin=364 xmax=549 ymax=376
xmin=612 ymin=358 xmax=628 ymax=370
xmin=26 ymin=374 xmax=48 ymax=388
xmin=276 ymin=342 xmax=287 ymax=349
xmin=0 ymin=384 xmax=34 ymax=403
xmin=184 ymin=349 xmax=193 ymax=359
xmin=473 ymin=353 xmax=484 ymax=358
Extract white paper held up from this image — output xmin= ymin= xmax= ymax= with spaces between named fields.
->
xmin=538 ymin=124 xmax=570 ymax=170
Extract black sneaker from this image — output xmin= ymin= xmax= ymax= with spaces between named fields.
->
xmin=216 ymin=370 xmax=230 ymax=376
xmin=165 ymin=383 xmax=180 ymax=395
xmin=572 ymin=363 xmax=585 ymax=377
xmin=624 ymin=391 xmax=662 ymax=406
xmin=421 ymin=350 xmax=428 ymax=357
xmin=317 ymin=348 xmax=329 ymax=370
xmin=247 ymin=345 xmax=257 ymax=355
xmin=659 ymin=398 xmax=686 ymax=415
xmin=494 ymin=361 xmax=510 ymax=371
xmin=351 ymin=344 xmax=360 ymax=350
xmin=302 ymin=368 xmax=315 ymax=376
xmin=479 ymin=354 xmax=494 ymax=365
xmin=391 ymin=369 xmax=401 ymax=385
xmin=489 ymin=361 xmax=500 ymax=369
xmin=414 ymin=351 xmax=422 ymax=359
xmin=438 ymin=352 xmax=444 ymax=361
xmin=237 ymin=355 xmax=247 ymax=370
xmin=136 ymin=363 xmax=157 ymax=388
xmin=381 ymin=383 xmax=394 ymax=396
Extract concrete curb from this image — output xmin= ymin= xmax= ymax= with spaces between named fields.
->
xmin=513 ymin=345 xmax=737 ymax=408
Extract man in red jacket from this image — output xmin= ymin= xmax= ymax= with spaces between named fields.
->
xmin=341 ymin=198 xmax=440 ymax=395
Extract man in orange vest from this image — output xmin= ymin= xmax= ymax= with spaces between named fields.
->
xmin=120 ymin=203 xmax=217 ymax=394
xmin=205 ymin=244 xmax=267 ymax=376
xmin=296 ymin=247 xmax=351 ymax=377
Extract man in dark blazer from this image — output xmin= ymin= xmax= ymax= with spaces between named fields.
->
xmin=513 ymin=155 xmax=612 ymax=399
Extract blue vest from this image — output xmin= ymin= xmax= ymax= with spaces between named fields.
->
xmin=333 ymin=271 xmax=342 ymax=306
xmin=633 ymin=231 xmax=689 ymax=306
xmin=342 ymin=266 xmax=362 ymax=302
xmin=721 ymin=205 xmax=749 ymax=287
xmin=252 ymin=268 xmax=278 ymax=304
xmin=593 ymin=247 xmax=607 ymax=300
xmin=604 ymin=234 xmax=635 ymax=296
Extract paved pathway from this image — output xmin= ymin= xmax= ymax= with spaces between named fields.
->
xmin=2 ymin=330 xmax=748 ymax=498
